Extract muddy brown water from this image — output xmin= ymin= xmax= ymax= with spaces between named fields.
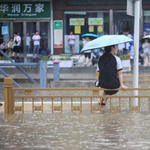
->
xmin=0 ymin=83 xmax=150 ymax=149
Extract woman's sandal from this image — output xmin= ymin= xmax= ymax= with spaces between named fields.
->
xmin=99 ymin=98 xmax=106 ymax=105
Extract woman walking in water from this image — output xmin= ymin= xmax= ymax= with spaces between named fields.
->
xmin=97 ymin=44 xmax=128 ymax=105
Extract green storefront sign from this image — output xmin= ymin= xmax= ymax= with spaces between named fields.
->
xmin=54 ymin=21 xmax=63 ymax=30
xmin=0 ymin=2 xmax=51 ymax=18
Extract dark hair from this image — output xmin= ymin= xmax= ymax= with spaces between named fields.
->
xmin=10 ymin=37 xmax=13 ymax=40
xmin=35 ymin=31 xmax=38 ymax=33
xmin=14 ymin=32 xmax=17 ymax=35
xmin=3 ymin=41 xmax=5 ymax=43
xmin=101 ymin=45 xmax=115 ymax=65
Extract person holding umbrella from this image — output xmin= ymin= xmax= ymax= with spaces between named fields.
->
xmin=97 ymin=44 xmax=128 ymax=105
xmin=81 ymin=35 xmax=132 ymax=105
xmin=82 ymin=33 xmax=97 ymax=66
xmin=142 ymin=38 xmax=150 ymax=66
xmin=83 ymin=36 xmax=92 ymax=66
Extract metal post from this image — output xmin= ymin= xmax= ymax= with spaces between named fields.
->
xmin=53 ymin=62 xmax=60 ymax=81
xmin=40 ymin=61 xmax=47 ymax=88
xmin=4 ymin=77 xmax=14 ymax=114
xmin=109 ymin=9 xmax=114 ymax=35
xmin=133 ymin=0 xmax=140 ymax=106
xmin=51 ymin=0 xmax=54 ymax=55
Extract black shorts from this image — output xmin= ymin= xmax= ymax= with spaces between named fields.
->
xmin=13 ymin=46 xmax=19 ymax=53
xmin=84 ymin=53 xmax=91 ymax=59
xmin=69 ymin=44 xmax=74 ymax=50
xmin=104 ymin=90 xmax=118 ymax=95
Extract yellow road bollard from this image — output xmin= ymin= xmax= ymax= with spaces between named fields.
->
xmin=4 ymin=77 xmax=14 ymax=114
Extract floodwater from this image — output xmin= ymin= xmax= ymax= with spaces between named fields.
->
xmin=1 ymin=83 xmax=150 ymax=149
xmin=1 ymin=112 xmax=150 ymax=149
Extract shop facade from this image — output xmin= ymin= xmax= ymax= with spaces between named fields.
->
xmin=0 ymin=0 xmax=53 ymax=56
xmin=53 ymin=0 xmax=150 ymax=55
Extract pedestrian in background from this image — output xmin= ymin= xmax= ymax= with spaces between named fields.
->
xmin=129 ymin=42 xmax=134 ymax=66
xmin=26 ymin=32 xmax=31 ymax=54
xmin=7 ymin=37 xmax=14 ymax=57
xmin=143 ymin=30 xmax=147 ymax=38
xmin=12 ymin=32 xmax=21 ymax=59
xmin=118 ymin=32 xmax=125 ymax=54
xmin=142 ymin=39 xmax=150 ymax=66
xmin=83 ymin=36 xmax=92 ymax=66
xmin=32 ymin=31 xmax=41 ymax=58
xmin=67 ymin=31 xmax=76 ymax=55
xmin=0 ymin=41 xmax=8 ymax=56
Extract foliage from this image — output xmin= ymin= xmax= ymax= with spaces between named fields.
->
xmin=58 ymin=56 xmax=72 ymax=60
xmin=0 ymin=56 xmax=8 ymax=61
xmin=39 ymin=55 xmax=72 ymax=61
xmin=119 ymin=54 xmax=129 ymax=60
xmin=39 ymin=56 xmax=55 ymax=61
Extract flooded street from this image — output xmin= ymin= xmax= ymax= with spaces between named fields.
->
xmin=0 ymin=112 xmax=150 ymax=149
xmin=0 ymin=82 xmax=150 ymax=149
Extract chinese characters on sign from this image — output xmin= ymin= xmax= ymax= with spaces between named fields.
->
xmin=35 ymin=4 xmax=44 ymax=13
xmin=0 ymin=4 xmax=8 ymax=13
xmin=0 ymin=2 xmax=50 ymax=18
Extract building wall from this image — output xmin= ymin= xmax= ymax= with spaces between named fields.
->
xmin=53 ymin=0 xmax=150 ymax=54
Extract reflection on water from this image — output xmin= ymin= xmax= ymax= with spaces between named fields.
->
xmin=0 ymin=112 xmax=150 ymax=149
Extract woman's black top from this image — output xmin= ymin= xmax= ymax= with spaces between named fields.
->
xmin=97 ymin=54 xmax=122 ymax=89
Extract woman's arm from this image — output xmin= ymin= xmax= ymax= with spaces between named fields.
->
xmin=117 ymin=70 xmax=128 ymax=91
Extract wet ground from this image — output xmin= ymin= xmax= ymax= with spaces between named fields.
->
xmin=1 ymin=83 xmax=150 ymax=149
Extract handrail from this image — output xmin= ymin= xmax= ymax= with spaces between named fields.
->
xmin=0 ymin=63 xmax=52 ymax=66
xmin=13 ymin=87 xmax=150 ymax=91
xmin=14 ymin=95 xmax=150 ymax=98
xmin=0 ymin=49 xmax=38 ymax=84
xmin=4 ymin=78 xmax=150 ymax=114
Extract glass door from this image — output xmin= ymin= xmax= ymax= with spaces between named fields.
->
xmin=26 ymin=22 xmax=36 ymax=54
xmin=13 ymin=22 xmax=23 ymax=53
xmin=40 ymin=22 xmax=51 ymax=55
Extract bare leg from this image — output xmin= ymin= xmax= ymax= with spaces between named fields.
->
xmin=12 ymin=52 xmax=15 ymax=57
xmin=17 ymin=53 xmax=19 ymax=57
xmin=144 ymin=57 xmax=146 ymax=66
xmin=72 ymin=47 xmax=75 ymax=55
xmin=99 ymin=90 xmax=109 ymax=105
xmin=84 ymin=57 xmax=87 ymax=66
xmin=89 ymin=58 xmax=92 ymax=66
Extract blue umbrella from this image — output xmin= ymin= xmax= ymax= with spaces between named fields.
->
xmin=81 ymin=35 xmax=133 ymax=52
xmin=81 ymin=33 xmax=98 ymax=38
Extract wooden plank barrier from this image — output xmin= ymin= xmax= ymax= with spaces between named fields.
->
xmin=4 ymin=77 xmax=150 ymax=114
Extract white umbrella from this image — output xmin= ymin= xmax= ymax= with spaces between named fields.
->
xmin=143 ymin=35 xmax=150 ymax=39
xmin=81 ymin=35 xmax=133 ymax=52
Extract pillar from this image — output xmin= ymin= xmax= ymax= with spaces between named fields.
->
xmin=4 ymin=77 xmax=14 ymax=114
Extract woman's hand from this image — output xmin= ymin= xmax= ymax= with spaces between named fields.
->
xmin=121 ymin=85 xmax=128 ymax=91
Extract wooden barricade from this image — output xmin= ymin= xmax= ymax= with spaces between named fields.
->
xmin=4 ymin=77 xmax=150 ymax=114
